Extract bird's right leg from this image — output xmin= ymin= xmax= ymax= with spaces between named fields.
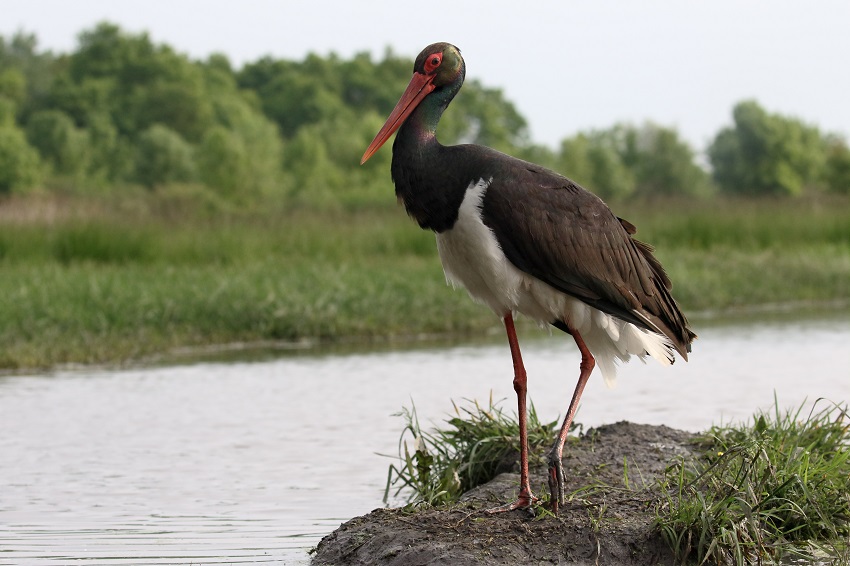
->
xmin=547 ymin=324 xmax=595 ymax=515
xmin=486 ymin=312 xmax=537 ymax=513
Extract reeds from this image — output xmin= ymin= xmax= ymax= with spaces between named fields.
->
xmin=1 ymin=193 xmax=849 ymax=369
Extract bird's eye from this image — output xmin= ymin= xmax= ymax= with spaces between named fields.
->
xmin=424 ymin=52 xmax=443 ymax=73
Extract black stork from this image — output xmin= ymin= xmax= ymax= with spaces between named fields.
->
xmin=361 ymin=42 xmax=696 ymax=514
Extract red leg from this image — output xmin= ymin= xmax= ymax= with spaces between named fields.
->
xmin=486 ymin=312 xmax=537 ymax=513
xmin=547 ymin=324 xmax=595 ymax=514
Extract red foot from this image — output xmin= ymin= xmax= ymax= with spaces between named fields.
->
xmin=485 ymin=489 xmax=538 ymax=514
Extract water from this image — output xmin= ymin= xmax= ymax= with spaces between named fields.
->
xmin=1 ymin=309 xmax=848 ymax=565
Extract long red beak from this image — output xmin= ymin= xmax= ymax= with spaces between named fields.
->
xmin=360 ymin=72 xmax=436 ymax=164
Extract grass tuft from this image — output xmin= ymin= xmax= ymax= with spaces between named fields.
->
xmin=655 ymin=397 xmax=850 ymax=565
xmin=383 ymin=396 xmax=559 ymax=507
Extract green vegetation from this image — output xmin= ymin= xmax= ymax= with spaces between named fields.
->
xmin=2 ymin=24 xmax=850 ymax=201
xmin=383 ymin=397 xmax=560 ymax=506
xmin=2 ymin=22 xmax=848 ymax=563
xmin=709 ymin=100 xmax=845 ymax=196
xmin=1 ymin=192 xmax=848 ymax=370
xmin=384 ymin=397 xmax=849 ymax=563
xmin=1 ymin=24 xmax=849 ymax=370
xmin=656 ymin=399 xmax=850 ymax=564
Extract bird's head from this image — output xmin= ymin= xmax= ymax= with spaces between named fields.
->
xmin=361 ymin=42 xmax=464 ymax=164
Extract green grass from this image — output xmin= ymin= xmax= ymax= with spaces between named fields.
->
xmin=0 ymin=192 xmax=848 ymax=370
xmin=655 ymin=398 xmax=850 ymax=564
xmin=382 ymin=396 xmax=560 ymax=506
xmin=383 ymin=396 xmax=849 ymax=563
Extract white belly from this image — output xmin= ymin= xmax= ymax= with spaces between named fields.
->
xmin=435 ymin=179 xmax=674 ymax=386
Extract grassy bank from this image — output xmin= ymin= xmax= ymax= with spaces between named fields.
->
xmin=656 ymin=399 xmax=850 ymax=563
xmin=381 ymin=397 xmax=850 ymax=564
xmin=1 ymin=193 xmax=849 ymax=370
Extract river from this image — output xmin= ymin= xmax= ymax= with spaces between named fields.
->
xmin=1 ymin=307 xmax=848 ymax=564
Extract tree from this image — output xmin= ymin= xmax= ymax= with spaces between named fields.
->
xmin=616 ymin=123 xmax=711 ymax=197
xmin=556 ymin=133 xmax=635 ymax=199
xmin=134 ymin=124 xmax=196 ymax=188
xmin=196 ymin=126 xmax=246 ymax=196
xmin=0 ymin=32 xmax=56 ymax=118
xmin=823 ymin=136 xmax=850 ymax=194
xmin=0 ymin=124 xmax=41 ymax=192
xmin=86 ymin=112 xmax=132 ymax=184
xmin=238 ymin=56 xmax=346 ymax=138
xmin=25 ymin=110 xmax=89 ymax=179
xmin=708 ymin=100 xmax=824 ymax=196
xmin=0 ymin=67 xmax=26 ymax=110
xmin=554 ymin=123 xmax=709 ymax=199
xmin=207 ymin=91 xmax=284 ymax=198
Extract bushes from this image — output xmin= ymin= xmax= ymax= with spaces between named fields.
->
xmin=134 ymin=124 xmax=197 ymax=188
xmin=709 ymin=100 xmax=826 ymax=196
xmin=0 ymin=123 xmax=41 ymax=192
xmin=1 ymin=25 xmax=849 ymax=201
xmin=25 ymin=110 xmax=90 ymax=179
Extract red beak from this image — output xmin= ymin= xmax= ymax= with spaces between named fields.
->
xmin=360 ymin=72 xmax=436 ymax=164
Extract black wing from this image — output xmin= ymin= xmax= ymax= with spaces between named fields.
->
xmin=479 ymin=156 xmax=695 ymax=358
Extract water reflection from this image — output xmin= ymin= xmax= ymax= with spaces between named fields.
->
xmin=1 ymin=308 xmax=848 ymax=564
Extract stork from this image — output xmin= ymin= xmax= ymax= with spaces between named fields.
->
xmin=361 ymin=42 xmax=695 ymax=513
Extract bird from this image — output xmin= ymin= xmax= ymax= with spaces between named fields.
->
xmin=360 ymin=42 xmax=696 ymax=514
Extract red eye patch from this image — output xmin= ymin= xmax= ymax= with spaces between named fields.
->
xmin=424 ymin=52 xmax=442 ymax=73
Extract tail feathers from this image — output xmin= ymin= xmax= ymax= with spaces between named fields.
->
xmin=552 ymin=303 xmax=682 ymax=389
xmin=574 ymin=316 xmax=677 ymax=389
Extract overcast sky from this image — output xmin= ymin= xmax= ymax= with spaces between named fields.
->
xmin=4 ymin=0 xmax=849 ymax=153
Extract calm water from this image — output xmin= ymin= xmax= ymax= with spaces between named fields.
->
xmin=1 ymin=309 xmax=848 ymax=565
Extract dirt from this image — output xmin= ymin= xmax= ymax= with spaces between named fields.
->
xmin=312 ymin=421 xmax=698 ymax=565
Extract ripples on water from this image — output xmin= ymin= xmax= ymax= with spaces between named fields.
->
xmin=1 ymin=310 xmax=848 ymax=564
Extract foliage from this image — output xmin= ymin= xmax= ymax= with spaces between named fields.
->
xmin=709 ymin=100 xmax=826 ymax=196
xmin=0 ymin=31 xmax=55 ymax=117
xmin=0 ymin=123 xmax=41 ymax=192
xmin=133 ymin=124 xmax=196 ymax=188
xmin=0 ymin=67 xmax=26 ymax=109
xmin=3 ymin=25 xmax=848 ymax=201
xmin=618 ymin=123 xmax=713 ymax=197
xmin=554 ymin=122 xmax=713 ymax=198
xmin=0 ymin=24 xmax=283 ymax=196
xmin=823 ymin=135 xmax=850 ymax=194
xmin=0 ymin=192 xmax=848 ymax=369
xmin=25 ymin=109 xmax=90 ymax=180
xmin=655 ymin=398 xmax=850 ymax=564
xmin=383 ymin=397 xmax=558 ymax=506
xmin=556 ymin=131 xmax=636 ymax=199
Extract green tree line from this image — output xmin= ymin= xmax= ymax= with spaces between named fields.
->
xmin=1 ymin=23 xmax=848 ymax=202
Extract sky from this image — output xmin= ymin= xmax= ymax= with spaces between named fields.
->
xmin=4 ymin=1 xmax=850 ymax=153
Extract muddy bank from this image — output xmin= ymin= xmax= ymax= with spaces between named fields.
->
xmin=313 ymin=422 xmax=697 ymax=565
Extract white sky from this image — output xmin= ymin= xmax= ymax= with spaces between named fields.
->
xmin=4 ymin=0 xmax=850 ymax=153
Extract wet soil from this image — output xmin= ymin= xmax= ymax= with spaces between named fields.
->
xmin=312 ymin=421 xmax=697 ymax=565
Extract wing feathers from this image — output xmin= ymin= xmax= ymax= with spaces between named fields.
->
xmin=481 ymin=171 xmax=695 ymax=357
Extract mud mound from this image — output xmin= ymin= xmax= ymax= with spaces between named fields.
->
xmin=313 ymin=422 xmax=696 ymax=565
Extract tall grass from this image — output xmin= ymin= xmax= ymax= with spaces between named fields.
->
xmin=655 ymin=398 xmax=850 ymax=564
xmin=383 ymin=396 xmax=560 ymax=506
xmin=0 ymin=192 xmax=848 ymax=369
xmin=384 ymin=396 xmax=849 ymax=562
xmin=628 ymin=195 xmax=850 ymax=251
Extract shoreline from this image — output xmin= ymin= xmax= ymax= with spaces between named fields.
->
xmin=4 ymin=299 xmax=847 ymax=377
xmin=312 ymin=422 xmax=695 ymax=566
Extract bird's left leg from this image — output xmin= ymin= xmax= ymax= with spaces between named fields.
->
xmin=486 ymin=312 xmax=537 ymax=513
xmin=547 ymin=324 xmax=595 ymax=515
